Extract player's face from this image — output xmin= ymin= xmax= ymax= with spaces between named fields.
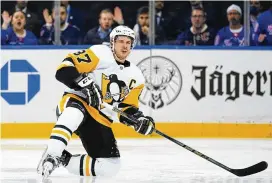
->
xmin=114 ymin=36 xmax=132 ymax=62
xmin=53 ymin=7 xmax=67 ymax=25
xmin=227 ymin=10 xmax=241 ymax=25
xmin=191 ymin=9 xmax=205 ymax=28
xmin=138 ymin=13 xmax=149 ymax=27
xmin=12 ymin=11 xmax=26 ymax=30
xmin=99 ymin=12 xmax=113 ymax=30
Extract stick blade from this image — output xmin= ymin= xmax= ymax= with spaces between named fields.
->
xmin=231 ymin=161 xmax=268 ymax=177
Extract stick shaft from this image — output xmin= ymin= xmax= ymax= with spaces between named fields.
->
xmin=102 ymin=102 xmax=231 ymax=171
xmin=102 ymin=102 xmax=268 ymax=177
xmin=154 ymin=129 xmax=231 ymax=171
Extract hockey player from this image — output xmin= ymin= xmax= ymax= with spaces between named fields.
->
xmin=37 ymin=25 xmax=155 ymax=179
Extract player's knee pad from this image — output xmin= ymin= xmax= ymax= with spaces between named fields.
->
xmin=94 ymin=158 xmax=121 ymax=177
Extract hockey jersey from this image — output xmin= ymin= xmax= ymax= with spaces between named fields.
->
xmin=1 ymin=27 xmax=38 ymax=45
xmin=214 ymin=26 xmax=245 ymax=46
xmin=176 ymin=24 xmax=215 ymax=46
xmin=56 ymin=44 xmax=145 ymax=123
xmin=40 ymin=22 xmax=81 ymax=45
xmin=254 ymin=9 xmax=272 ymax=46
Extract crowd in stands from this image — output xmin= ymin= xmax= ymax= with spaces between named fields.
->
xmin=1 ymin=0 xmax=272 ymax=46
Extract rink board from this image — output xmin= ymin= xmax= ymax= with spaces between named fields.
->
xmin=1 ymin=122 xmax=272 ymax=138
xmin=1 ymin=47 xmax=272 ymax=138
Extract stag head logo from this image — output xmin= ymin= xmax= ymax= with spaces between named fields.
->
xmin=137 ymin=56 xmax=182 ymax=109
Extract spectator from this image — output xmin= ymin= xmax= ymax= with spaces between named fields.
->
xmin=253 ymin=2 xmax=272 ymax=45
xmin=39 ymin=4 xmax=81 ymax=45
xmin=176 ymin=7 xmax=215 ymax=46
xmin=250 ymin=0 xmax=262 ymax=31
xmin=83 ymin=9 xmax=115 ymax=45
xmin=1 ymin=10 xmax=37 ymax=45
xmin=155 ymin=0 xmax=176 ymax=41
xmin=215 ymin=4 xmax=250 ymax=46
xmin=2 ymin=0 xmax=41 ymax=37
xmin=61 ymin=0 xmax=85 ymax=33
xmin=133 ymin=6 xmax=149 ymax=45
xmin=174 ymin=1 xmax=220 ymax=34
xmin=133 ymin=6 xmax=165 ymax=45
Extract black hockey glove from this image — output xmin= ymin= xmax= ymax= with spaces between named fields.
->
xmin=75 ymin=73 xmax=102 ymax=109
xmin=134 ymin=115 xmax=155 ymax=135
xmin=119 ymin=107 xmax=155 ymax=135
xmin=131 ymin=110 xmax=155 ymax=135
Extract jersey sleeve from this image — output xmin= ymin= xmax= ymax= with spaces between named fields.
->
xmin=214 ymin=29 xmax=224 ymax=46
xmin=55 ymin=48 xmax=100 ymax=89
xmin=176 ymin=31 xmax=186 ymax=45
xmin=254 ymin=14 xmax=268 ymax=45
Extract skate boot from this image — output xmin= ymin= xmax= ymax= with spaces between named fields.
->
xmin=41 ymin=154 xmax=61 ymax=179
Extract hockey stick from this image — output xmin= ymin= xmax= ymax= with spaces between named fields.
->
xmin=102 ymin=102 xmax=268 ymax=177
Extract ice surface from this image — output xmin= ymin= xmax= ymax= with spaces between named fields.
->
xmin=1 ymin=139 xmax=272 ymax=183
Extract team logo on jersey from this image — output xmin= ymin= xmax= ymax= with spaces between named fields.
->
xmin=268 ymin=25 xmax=272 ymax=35
xmin=101 ymin=73 xmax=129 ymax=104
xmin=137 ymin=56 xmax=182 ymax=109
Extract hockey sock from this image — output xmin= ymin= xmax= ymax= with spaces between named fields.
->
xmin=47 ymin=107 xmax=84 ymax=157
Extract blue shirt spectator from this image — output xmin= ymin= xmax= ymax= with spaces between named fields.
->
xmin=214 ymin=4 xmax=254 ymax=46
xmin=61 ymin=0 xmax=85 ymax=34
xmin=1 ymin=27 xmax=37 ymax=45
xmin=84 ymin=9 xmax=114 ymax=45
xmin=40 ymin=23 xmax=80 ymax=45
xmin=2 ymin=0 xmax=41 ymax=37
xmin=250 ymin=0 xmax=262 ymax=31
xmin=176 ymin=8 xmax=215 ymax=46
xmin=176 ymin=25 xmax=215 ymax=46
xmin=215 ymin=26 xmax=245 ymax=46
xmin=254 ymin=9 xmax=272 ymax=45
xmin=133 ymin=6 xmax=166 ymax=45
xmin=1 ymin=10 xmax=37 ymax=45
xmin=98 ymin=26 xmax=112 ymax=40
xmin=39 ymin=4 xmax=81 ymax=45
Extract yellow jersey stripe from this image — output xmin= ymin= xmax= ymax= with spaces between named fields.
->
xmin=59 ymin=95 xmax=70 ymax=113
xmin=85 ymin=155 xmax=91 ymax=176
xmin=51 ymin=129 xmax=71 ymax=141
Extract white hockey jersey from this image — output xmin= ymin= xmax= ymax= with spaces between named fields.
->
xmin=57 ymin=44 xmax=145 ymax=123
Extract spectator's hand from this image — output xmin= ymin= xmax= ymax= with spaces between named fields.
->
xmin=141 ymin=25 xmax=149 ymax=35
xmin=1 ymin=11 xmax=12 ymax=30
xmin=43 ymin=9 xmax=53 ymax=24
xmin=258 ymin=34 xmax=266 ymax=43
xmin=113 ymin=6 xmax=124 ymax=25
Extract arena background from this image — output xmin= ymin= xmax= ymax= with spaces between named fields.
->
xmin=1 ymin=0 xmax=272 ymax=139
